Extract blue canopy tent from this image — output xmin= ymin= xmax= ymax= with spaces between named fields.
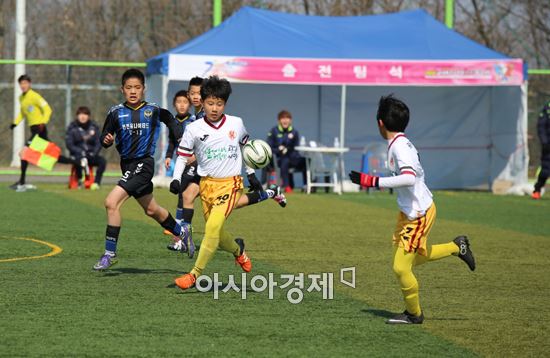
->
xmin=146 ymin=6 xmax=527 ymax=190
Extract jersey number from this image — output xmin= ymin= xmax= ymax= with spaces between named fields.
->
xmin=215 ymin=194 xmax=230 ymax=205
xmin=401 ymin=226 xmax=414 ymax=241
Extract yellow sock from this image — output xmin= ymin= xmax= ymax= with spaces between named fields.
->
xmin=414 ymin=242 xmax=459 ymax=266
xmin=190 ymin=211 xmax=226 ymax=277
xmin=402 ymin=283 xmax=421 ymax=316
xmin=219 ymin=229 xmax=240 ymax=257
xmin=393 ymin=247 xmax=422 ymax=316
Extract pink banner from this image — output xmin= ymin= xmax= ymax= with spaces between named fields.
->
xmin=169 ymin=55 xmax=524 ymax=86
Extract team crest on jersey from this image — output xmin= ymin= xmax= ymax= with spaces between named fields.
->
xmin=228 ymin=130 xmax=236 ymax=140
xmin=144 ymin=109 xmax=153 ymax=118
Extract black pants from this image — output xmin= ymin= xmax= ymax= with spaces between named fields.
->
xmin=534 ymin=145 xmax=550 ymax=192
xmin=75 ymin=155 xmax=107 ymax=185
xmin=278 ymin=155 xmax=306 ymax=188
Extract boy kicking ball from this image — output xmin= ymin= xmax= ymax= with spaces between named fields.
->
xmin=349 ymin=94 xmax=476 ymax=324
xmin=92 ymin=69 xmax=187 ymax=270
xmin=170 ymin=76 xmax=256 ymax=290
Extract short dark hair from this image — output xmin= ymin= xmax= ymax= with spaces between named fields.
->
xmin=121 ymin=68 xmax=145 ymax=86
xmin=188 ymin=76 xmax=204 ymax=89
xmin=200 ymin=76 xmax=232 ymax=102
xmin=173 ymin=90 xmax=189 ymax=105
xmin=18 ymin=74 xmax=31 ymax=83
xmin=278 ymin=110 xmax=292 ymax=120
xmin=377 ymin=94 xmax=410 ymax=132
xmin=75 ymin=106 xmax=91 ymax=116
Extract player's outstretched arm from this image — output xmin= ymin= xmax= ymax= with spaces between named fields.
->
xmin=349 ymin=170 xmax=415 ymax=189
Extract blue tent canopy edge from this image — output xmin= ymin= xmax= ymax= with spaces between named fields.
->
xmin=146 ymin=7 xmax=514 ymax=76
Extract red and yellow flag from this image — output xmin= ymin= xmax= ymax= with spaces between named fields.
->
xmin=21 ymin=136 xmax=61 ymax=171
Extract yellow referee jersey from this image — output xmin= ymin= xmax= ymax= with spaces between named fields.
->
xmin=13 ymin=89 xmax=52 ymax=126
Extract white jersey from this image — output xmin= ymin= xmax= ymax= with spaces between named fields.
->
xmin=176 ymin=114 xmax=249 ymax=178
xmin=386 ymin=133 xmax=433 ymax=219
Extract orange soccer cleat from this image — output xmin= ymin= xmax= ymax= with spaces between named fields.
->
xmin=532 ymin=191 xmax=541 ymax=200
xmin=234 ymin=238 xmax=252 ymax=273
xmin=163 ymin=229 xmax=172 ymax=236
xmin=174 ymin=273 xmax=196 ymax=290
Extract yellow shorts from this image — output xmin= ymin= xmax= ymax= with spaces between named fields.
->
xmin=392 ymin=204 xmax=436 ymax=256
xmin=199 ymin=176 xmax=244 ymax=220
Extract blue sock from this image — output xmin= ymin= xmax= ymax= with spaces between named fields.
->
xmin=105 ymin=225 xmax=120 ymax=255
xmin=176 ymin=207 xmax=184 ymax=221
xmin=245 ymin=191 xmax=268 ymax=205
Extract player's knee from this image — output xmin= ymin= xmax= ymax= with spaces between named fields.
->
xmin=144 ymin=204 xmax=158 ymax=218
xmin=205 ymin=218 xmax=223 ymax=238
xmin=392 ymin=262 xmax=408 ymax=277
xmin=183 ymin=189 xmax=197 ymax=204
xmin=104 ymin=197 xmax=117 ymax=212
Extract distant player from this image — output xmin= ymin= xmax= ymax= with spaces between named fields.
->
xmin=532 ymin=100 xmax=550 ymax=199
xmin=92 ymin=68 xmax=187 ymax=270
xmin=170 ymin=76 xmax=257 ymax=290
xmin=9 ymin=74 xmax=78 ymax=191
xmin=162 ymin=89 xmax=196 ymax=237
xmin=166 ymin=78 xmax=286 ymax=254
xmin=349 ymin=94 xmax=476 ymax=324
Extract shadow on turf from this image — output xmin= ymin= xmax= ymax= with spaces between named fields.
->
xmin=361 ymin=308 xmax=468 ymax=321
xmin=166 ymin=281 xmax=262 ymax=295
xmin=361 ymin=308 xmax=395 ymax=319
xmin=99 ymin=267 xmax=181 ymax=276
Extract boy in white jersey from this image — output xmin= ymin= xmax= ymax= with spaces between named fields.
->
xmin=349 ymin=95 xmax=476 ymax=324
xmin=170 ymin=76 xmax=254 ymax=290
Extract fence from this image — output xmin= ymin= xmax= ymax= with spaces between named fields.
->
xmin=0 ymin=62 xmax=549 ymax=175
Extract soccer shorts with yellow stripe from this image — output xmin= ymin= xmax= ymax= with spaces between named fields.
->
xmin=199 ymin=175 xmax=244 ymax=220
xmin=392 ymin=204 xmax=436 ymax=256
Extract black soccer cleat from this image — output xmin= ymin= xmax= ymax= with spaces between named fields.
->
xmin=386 ymin=310 xmax=424 ymax=325
xmin=453 ymin=235 xmax=476 ymax=271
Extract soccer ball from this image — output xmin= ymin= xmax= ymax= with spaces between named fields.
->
xmin=242 ymin=139 xmax=272 ymax=169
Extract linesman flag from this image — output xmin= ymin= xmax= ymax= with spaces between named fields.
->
xmin=21 ymin=136 xmax=61 ymax=171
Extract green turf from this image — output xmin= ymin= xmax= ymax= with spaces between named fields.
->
xmin=1 ymin=185 xmax=548 ymax=356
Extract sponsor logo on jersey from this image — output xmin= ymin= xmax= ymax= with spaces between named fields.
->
xmin=121 ymin=122 xmax=150 ymax=130
xmin=199 ymin=134 xmax=209 ymax=142
xmin=204 ymin=145 xmax=239 ymax=161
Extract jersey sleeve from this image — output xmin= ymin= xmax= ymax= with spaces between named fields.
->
xmin=176 ymin=127 xmax=194 ymax=158
xmin=393 ymin=141 xmax=417 ymax=177
xmin=159 ymin=108 xmax=179 ymax=155
xmin=238 ymin=118 xmax=250 ymax=145
xmin=100 ymin=109 xmax=118 ymax=148
xmin=36 ymin=93 xmax=52 ymax=124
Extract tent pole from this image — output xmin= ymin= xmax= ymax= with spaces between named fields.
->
xmin=339 ymin=84 xmax=347 ymax=194
xmin=445 ymin=0 xmax=454 ymax=29
xmin=213 ymin=0 xmax=222 ymax=27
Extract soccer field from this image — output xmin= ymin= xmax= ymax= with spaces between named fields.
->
xmin=1 ymin=184 xmax=548 ymax=357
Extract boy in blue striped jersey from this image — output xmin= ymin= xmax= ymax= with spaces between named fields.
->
xmin=93 ymin=69 xmax=189 ymax=270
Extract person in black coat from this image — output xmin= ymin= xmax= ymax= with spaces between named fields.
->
xmin=533 ymin=101 xmax=550 ymax=199
xmin=66 ymin=106 xmax=106 ymax=188
xmin=267 ymin=110 xmax=306 ymax=193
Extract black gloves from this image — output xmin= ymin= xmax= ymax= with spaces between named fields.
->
xmin=169 ymin=180 xmax=181 ymax=195
xmin=9 ymin=124 xmax=16 ymax=130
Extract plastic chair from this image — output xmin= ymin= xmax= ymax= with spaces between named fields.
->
xmin=361 ymin=142 xmax=393 ymax=194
